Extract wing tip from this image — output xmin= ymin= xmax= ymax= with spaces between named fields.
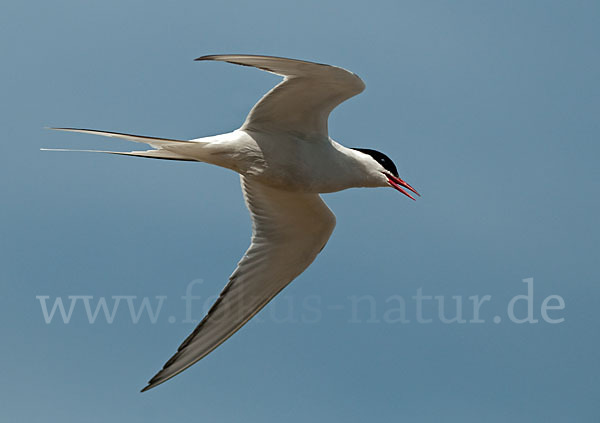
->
xmin=45 ymin=127 xmax=76 ymax=132
xmin=194 ymin=54 xmax=247 ymax=64
xmin=140 ymin=383 xmax=155 ymax=393
xmin=194 ymin=55 xmax=219 ymax=62
xmin=194 ymin=54 xmax=256 ymax=61
xmin=140 ymin=368 xmax=172 ymax=393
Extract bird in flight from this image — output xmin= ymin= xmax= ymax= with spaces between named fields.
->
xmin=43 ymin=55 xmax=419 ymax=392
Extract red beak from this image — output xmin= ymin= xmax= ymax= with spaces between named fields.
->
xmin=386 ymin=174 xmax=420 ymax=200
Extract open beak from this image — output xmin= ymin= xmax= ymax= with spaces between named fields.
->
xmin=386 ymin=174 xmax=420 ymax=201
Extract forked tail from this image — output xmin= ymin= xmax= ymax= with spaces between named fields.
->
xmin=42 ymin=127 xmax=198 ymax=161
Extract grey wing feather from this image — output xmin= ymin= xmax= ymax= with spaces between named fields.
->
xmin=196 ymin=55 xmax=365 ymax=139
xmin=141 ymin=176 xmax=336 ymax=392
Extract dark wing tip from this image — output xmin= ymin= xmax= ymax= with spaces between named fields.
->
xmin=46 ymin=127 xmax=75 ymax=131
xmin=140 ymin=373 xmax=165 ymax=393
xmin=194 ymin=55 xmax=218 ymax=61
xmin=194 ymin=54 xmax=271 ymax=61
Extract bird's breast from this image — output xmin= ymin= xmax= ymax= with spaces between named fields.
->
xmin=251 ymin=141 xmax=359 ymax=193
xmin=206 ymin=130 xmax=362 ymax=193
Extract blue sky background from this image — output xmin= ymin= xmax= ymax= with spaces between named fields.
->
xmin=1 ymin=1 xmax=599 ymax=421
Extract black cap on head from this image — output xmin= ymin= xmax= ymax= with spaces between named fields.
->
xmin=353 ymin=148 xmax=399 ymax=177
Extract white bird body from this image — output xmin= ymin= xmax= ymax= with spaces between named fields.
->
xmin=163 ymin=130 xmax=385 ymax=193
xmin=43 ymin=55 xmax=419 ymax=391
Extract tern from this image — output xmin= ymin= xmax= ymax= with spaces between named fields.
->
xmin=43 ymin=55 xmax=419 ymax=392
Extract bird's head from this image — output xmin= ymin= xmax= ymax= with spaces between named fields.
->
xmin=352 ymin=148 xmax=420 ymax=200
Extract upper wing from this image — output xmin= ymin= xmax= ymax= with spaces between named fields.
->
xmin=196 ymin=54 xmax=365 ymax=140
xmin=141 ymin=176 xmax=336 ymax=392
